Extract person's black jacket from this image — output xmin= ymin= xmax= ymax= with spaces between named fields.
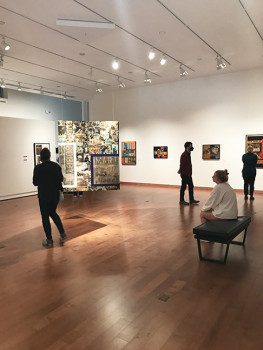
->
xmin=242 ymin=153 xmax=257 ymax=179
xmin=33 ymin=161 xmax=63 ymax=201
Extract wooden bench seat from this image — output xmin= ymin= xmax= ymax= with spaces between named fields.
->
xmin=193 ymin=216 xmax=251 ymax=264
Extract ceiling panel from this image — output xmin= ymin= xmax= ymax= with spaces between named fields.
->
xmin=0 ymin=0 xmax=263 ymax=100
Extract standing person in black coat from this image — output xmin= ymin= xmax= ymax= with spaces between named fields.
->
xmin=242 ymin=145 xmax=258 ymax=200
xmin=33 ymin=148 xmax=66 ymax=247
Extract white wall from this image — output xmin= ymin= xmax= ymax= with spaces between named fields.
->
xmin=0 ymin=89 xmax=83 ymax=145
xmin=90 ymin=68 xmax=263 ymax=190
xmin=0 ymin=117 xmax=55 ymax=200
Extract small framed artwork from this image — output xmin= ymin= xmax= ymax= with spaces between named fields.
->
xmin=122 ymin=141 xmax=136 ymax=165
xmin=246 ymin=135 xmax=263 ymax=168
xmin=154 ymin=146 xmax=168 ymax=158
xmin=202 ymin=144 xmax=220 ymax=160
xmin=34 ymin=143 xmax=50 ymax=166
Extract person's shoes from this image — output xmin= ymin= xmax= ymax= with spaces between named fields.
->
xmin=73 ymin=194 xmax=77 ymax=198
xmin=79 ymin=194 xmax=83 ymax=197
xmin=244 ymin=196 xmax=248 ymax=200
xmin=250 ymin=196 xmax=255 ymax=200
xmin=190 ymin=200 xmax=200 ymax=204
xmin=179 ymin=200 xmax=189 ymax=205
xmin=59 ymin=233 xmax=67 ymax=244
xmin=42 ymin=239 xmax=53 ymax=248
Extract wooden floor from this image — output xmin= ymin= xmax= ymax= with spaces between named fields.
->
xmin=0 ymin=184 xmax=263 ymax=350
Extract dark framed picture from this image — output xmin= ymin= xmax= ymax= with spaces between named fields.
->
xmin=122 ymin=141 xmax=136 ymax=165
xmin=246 ymin=135 xmax=263 ymax=168
xmin=34 ymin=143 xmax=50 ymax=166
xmin=202 ymin=144 xmax=220 ymax=160
xmin=154 ymin=146 xmax=168 ymax=158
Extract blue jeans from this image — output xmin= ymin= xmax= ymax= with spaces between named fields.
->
xmin=39 ymin=198 xmax=64 ymax=240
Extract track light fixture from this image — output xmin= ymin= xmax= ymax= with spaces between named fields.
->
xmin=179 ymin=64 xmax=188 ymax=77
xmin=17 ymin=82 xmax=22 ymax=91
xmin=144 ymin=71 xmax=151 ymax=84
xmin=0 ymin=79 xmax=5 ymax=88
xmin=63 ymin=92 xmax=67 ymax=99
xmin=118 ymin=77 xmax=125 ymax=88
xmin=148 ymin=48 xmax=155 ymax=60
xmin=1 ymin=36 xmax=10 ymax=51
xmin=160 ymin=55 xmax=167 ymax=65
xmin=96 ymin=84 xmax=103 ymax=93
xmin=112 ymin=58 xmax=119 ymax=70
xmin=216 ymin=55 xmax=226 ymax=70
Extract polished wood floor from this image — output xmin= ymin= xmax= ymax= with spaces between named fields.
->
xmin=0 ymin=184 xmax=263 ymax=350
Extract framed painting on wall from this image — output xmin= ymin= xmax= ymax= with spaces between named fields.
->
xmin=91 ymin=154 xmax=120 ymax=187
xmin=202 ymin=144 xmax=220 ymax=160
xmin=122 ymin=141 xmax=136 ymax=165
xmin=246 ymin=135 xmax=263 ymax=167
xmin=34 ymin=143 xmax=50 ymax=166
xmin=154 ymin=146 xmax=168 ymax=158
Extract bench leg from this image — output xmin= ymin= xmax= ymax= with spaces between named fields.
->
xmin=231 ymin=226 xmax=248 ymax=246
xmin=197 ymin=239 xmax=230 ymax=264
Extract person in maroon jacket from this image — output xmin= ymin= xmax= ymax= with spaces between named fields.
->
xmin=178 ymin=142 xmax=199 ymax=205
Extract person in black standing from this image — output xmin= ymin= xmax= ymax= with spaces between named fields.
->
xmin=178 ymin=141 xmax=199 ymax=205
xmin=242 ymin=145 xmax=258 ymax=200
xmin=33 ymin=148 xmax=66 ymax=247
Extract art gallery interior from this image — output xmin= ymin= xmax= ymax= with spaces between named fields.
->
xmin=1 ymin=1 xmax=263 ymax=349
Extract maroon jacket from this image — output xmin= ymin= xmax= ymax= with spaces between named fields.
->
xmin=178 ymin=150 xmax=192 ymax=176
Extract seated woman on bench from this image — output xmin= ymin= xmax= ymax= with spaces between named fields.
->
xmin=200 ymin=170 xmax=238 ymax=224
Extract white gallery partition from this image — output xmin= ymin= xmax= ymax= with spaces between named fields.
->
xmin=89 ymin=67 xmax=263 ymax=191
xmin=0 ymin=117 xmax=56 ymax=200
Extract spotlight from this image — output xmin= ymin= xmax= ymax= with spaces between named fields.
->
xmin=112 ymin=58 xmax=119 ymax=70
xmin=148 ymin=48 xmax=155 ymax=60
xmin=96 ymin=84 xmax=103 ymax=93
xmin=17 ymin=82 xmax=22 ymax=91
xmin=160 ymin=55 xmax=167 ymax=65
xmin=118 ymin=77 xmax=125 ymax=88
xmin=216 ymin=55 xmax=226 ymax=70
xmin=1 ymin=36 xmax=10 ymax=51
xmin=144 ymin=72 xmax=151 ymax=83
xmin=0 ymin=79 xmax=5 ymax=88
xmin=179 ymin=64 xmax=188 ymax=77
xmin=63 ymin=92 xmax=67 ymax=99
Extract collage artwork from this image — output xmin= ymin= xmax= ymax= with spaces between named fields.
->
xmin=58 ymin=120 xmax=120 ymax=191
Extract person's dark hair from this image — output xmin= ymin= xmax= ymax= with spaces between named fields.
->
xmin=215 ymin=169 xmax=229 ymax=183
xmin=184 ymin=141 xmax=192 ymax=149
xmin=40 ymin=148 xmax=51 ymax=161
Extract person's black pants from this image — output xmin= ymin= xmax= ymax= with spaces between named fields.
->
xmin=39 ymin=198 xmax=64 ymax=240
xmin=244 ymin=174 xmax=256 ymax=197
xmin=180 ymin=175 xmax=194 ymax=202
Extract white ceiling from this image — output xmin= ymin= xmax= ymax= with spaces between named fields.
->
xmin=0 ymin=0 xmax=263 ymax=101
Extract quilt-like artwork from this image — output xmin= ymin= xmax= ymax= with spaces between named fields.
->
xmin=58 ymin=121 xmax=119 ymax=191
xmin=121 ymin=141 xmax=136 ymax=165
xmin=246 ymin=135 xmax=263 ymax=168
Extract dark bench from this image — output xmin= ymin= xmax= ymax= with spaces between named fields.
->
xmin=193 ymin=216 xmax=251 ymax=264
